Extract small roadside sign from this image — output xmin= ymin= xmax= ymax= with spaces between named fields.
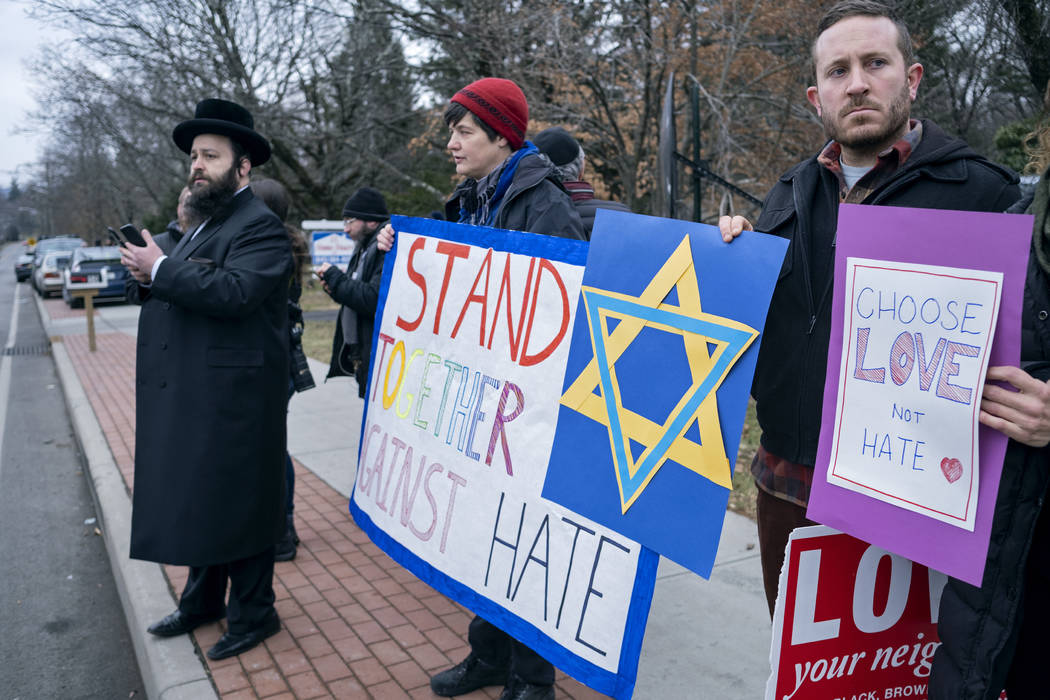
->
xmin=303 ymin=219 xmax=355 ymax=271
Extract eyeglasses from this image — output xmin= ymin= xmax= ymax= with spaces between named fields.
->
xmin=343 ymin=217 xmax=357 ymax=226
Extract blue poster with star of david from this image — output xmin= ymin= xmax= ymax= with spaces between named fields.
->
xmin=542 ymin=209 xmax=788 ymax=577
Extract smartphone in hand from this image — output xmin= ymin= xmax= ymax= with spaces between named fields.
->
xmin=120 ymin=224 xmax=147 ymax=247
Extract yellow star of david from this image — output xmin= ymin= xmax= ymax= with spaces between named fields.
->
xmin=560 ymin=236 xmax=758 ymax=513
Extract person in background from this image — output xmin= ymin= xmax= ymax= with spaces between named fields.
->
xmin=317 ymin=186 xmax=389 ymax=398
xmin=250 ymin=177 xmax=315 ymax=562
xmin=377 ymin=76 xmax=584 ymax=700
xmin=533 ymin=126 xmax=629 ymax=237
xmin=930 ymin=86 xmax=1050 ymax=700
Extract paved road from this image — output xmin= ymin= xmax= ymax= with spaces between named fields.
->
xmin=0 ymin=243 xmax=143 ymax=699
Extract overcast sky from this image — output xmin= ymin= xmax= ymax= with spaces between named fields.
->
xmin=0 ymin=3 xmax=51 ymax=186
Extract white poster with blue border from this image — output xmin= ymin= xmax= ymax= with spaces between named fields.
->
xmin=349 ymin=215 xmax=658 ymax=699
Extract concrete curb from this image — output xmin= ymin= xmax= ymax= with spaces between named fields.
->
xmin=51 ymin=337 xmax=218 ymax=700
xmin=32 ymin=291 xmax=50 ymax=337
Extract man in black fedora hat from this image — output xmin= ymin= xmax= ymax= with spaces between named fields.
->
xmin=121 ymin=98 xmax=293 ymax=660
xmin=317 ymin=186 xmax=389 ymax=397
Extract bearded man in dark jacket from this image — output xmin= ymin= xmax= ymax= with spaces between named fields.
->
xmin=378 ymin=76 xmax=584 ymax=700
xmin=318 ymin=186 xmax=388 ymax=398
xmin=718 ymin=0 xmax=1021 ymax=618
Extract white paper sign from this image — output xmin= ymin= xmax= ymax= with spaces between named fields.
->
xmin=826 ymin=257 xmax=1003 ymax=531
xmin=353 ymin=228 xmax=648 ymax=675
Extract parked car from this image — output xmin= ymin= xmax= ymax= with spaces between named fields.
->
xmin=32 ymin=237 xmax=84 ymax=295
xmin=14 ymin=253 xmax=34 ymax=282
xmin=32 ymin=252 xmax=73 ymax=297
xmin=62 ymin=246 xmax=129 ymax=307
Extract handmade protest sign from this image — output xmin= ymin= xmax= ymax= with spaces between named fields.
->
xmin=543 ymin=209 xmax=788 ymax=577
xmin=809 ymin=204 xmax=1031 ymax=585
xmin=766 ymin=526 xmax=947 ymax=700
xmin=349 ymin=216 xmax=658 ymax=699
xmin=826 ymin=258 xmax=1003 ymax=531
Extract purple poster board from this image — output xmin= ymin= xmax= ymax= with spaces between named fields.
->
xmin=808 ymin=203 xmax=1032 ymax=585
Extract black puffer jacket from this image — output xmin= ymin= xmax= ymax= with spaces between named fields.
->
xmin=445 ymin=151 xmax=586 ymax=240
xmin=752 ymin=119 xmax=1020 ymax=467
xmin=930 ymin=189 xmax=1050 ymax=700
xmin=322 ymin=225 xmax=386 ymax=397
xmin=563 ymin=179 xmax=632 ymax=238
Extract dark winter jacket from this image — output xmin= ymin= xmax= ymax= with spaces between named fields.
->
xmin=445 ymin=151 xmax=586 ymax=240
xmin=930 ymin=187 xmax=1050 ymax=700
xmin=322 ymin=225 xmax=386 ymax=397
xmin=752 ymin=119 xmax=1020 ymax=467
xmin=562 ymin=179 xmax=631 ymax=239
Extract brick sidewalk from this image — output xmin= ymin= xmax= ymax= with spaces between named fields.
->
xmin=64 ymin=332 xmax=605 ymax=700
xmin=43 ymin=297 xmax=98 ymax=320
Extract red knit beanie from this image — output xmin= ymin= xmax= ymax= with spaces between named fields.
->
xmin=450 ymin=78 xmax=529 ymax=150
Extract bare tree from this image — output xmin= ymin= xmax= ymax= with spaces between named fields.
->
xmin=28 ymin=0 xmax=428 ymax=228
xmin=999 ymin=0 xmax=1050 ymax=97
xmin=24 ymin=0 xmax=1050 ymax=232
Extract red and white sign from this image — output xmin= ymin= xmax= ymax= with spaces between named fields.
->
xmin=767 ymin=526 xmax=948 ymax=700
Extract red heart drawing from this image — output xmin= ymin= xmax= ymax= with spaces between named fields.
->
xmin=940 ymin=457 xmax=964 ymax=484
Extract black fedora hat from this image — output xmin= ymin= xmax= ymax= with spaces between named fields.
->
xmin=172 ymin=98 xmax=271 ymax=166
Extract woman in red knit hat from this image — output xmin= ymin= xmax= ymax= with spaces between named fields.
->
xmin=378 ymin=76 xmax=584 ymax=700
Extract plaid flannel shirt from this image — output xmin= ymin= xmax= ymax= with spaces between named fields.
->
xmin=752 ymin=120 xmax=923 ymax=507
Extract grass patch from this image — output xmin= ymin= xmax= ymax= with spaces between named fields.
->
xmin=299 ymin=279 xmax=340 ymax=312
xmin=728 ymin=397 xmax=759 ymax=520
xmin=302 ymin=319 xmax=336 ymax=363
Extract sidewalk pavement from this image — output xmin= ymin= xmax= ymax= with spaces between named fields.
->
xmin=39 ymin=295 xmax=772 ymax=699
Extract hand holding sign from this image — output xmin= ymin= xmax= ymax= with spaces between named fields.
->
xmin=377 ymin=223 xmax=396 ymax=252
xmin=980 ymin=365 xmax=1050 ymax=447
xmin=809 ymin=203 xmax=1032 ymax=586
xmin=717 ymin=215 xmax=753 ymax=242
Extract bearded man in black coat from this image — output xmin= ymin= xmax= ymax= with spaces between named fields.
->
xmin=121 ymin=99 xmax=292 ymax=661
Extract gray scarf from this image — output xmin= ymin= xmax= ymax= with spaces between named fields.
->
xmin=340 ymin=251 xmax=369 ymax=348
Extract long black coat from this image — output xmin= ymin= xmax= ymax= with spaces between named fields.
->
xmin=129 ymin=188 xmax=292 ymax=566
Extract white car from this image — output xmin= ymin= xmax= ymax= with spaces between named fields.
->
xmin=32 ymin=252 xmax=73 ymax=297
